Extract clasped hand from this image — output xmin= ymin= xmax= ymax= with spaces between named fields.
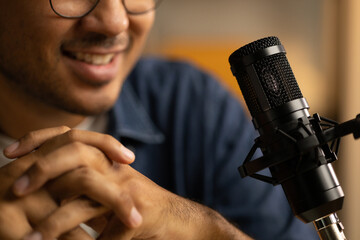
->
xmin=0 ymin=126 xmax=175 ymax=240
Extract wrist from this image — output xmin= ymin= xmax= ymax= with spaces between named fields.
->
xmin=164 ymin=195 xmax=253 ymax=240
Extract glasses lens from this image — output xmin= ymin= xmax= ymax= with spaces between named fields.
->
xmin=123 ymin=0 xmax=160 ymax=14
xmin=51 ymin=0 xmax=98 ymax=18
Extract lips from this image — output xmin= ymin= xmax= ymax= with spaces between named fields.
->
xmin=60 ymin=33 xmax=132 ymax=85
xmin=65 ymin=51 xmax=116 ymax=65
xmin=61 ymin=48 xmax=126 ymax=85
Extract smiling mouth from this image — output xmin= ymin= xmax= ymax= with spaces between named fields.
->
xmin=63 ymin=51 xmax=116 ymax=66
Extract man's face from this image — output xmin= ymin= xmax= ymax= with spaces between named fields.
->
xmin=0 ymin=0 xmax=154 ymax=115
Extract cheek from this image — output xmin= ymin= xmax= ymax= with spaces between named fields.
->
xmin=0 ymin=1 xmax=73 ymax=66
xmin=115 ymin=13 xmax=154 ymax=77
xmin=129 ymin=13 xmax=155 ymax=42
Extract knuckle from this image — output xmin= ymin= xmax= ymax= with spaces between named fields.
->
xmin=87 ymin=145 xmax=104 ymax=158
xmin=65 ymin=129 xmax=81 ymax=142
xmin=101 ymin=134 xmax=117 ymax=145
xmin=33 ymin=158 xmax=51 ymax=175
xmin=77 ymin=168 xmax=97 ymax=189
xmin=91 ymin=148 xmax=107 ymax=165
xmin=116 ymin=191 xmax=132 ymax=207
xmin=68 ymin=142 xmax=93 ymax=165
xmin=68 ymin=142 xmax=106 ymax=168
xmin=22 ymin=131 xmax=38 ymax=143
xmin=69 ymin=141 xmax=87 ymax=154
xmin=85 ymin=146 xmax=109 ymax=169
xmin=40 ymin=217 xmax=62 ymax=235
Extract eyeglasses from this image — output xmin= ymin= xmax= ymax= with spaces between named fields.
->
xmin=50 ymin=0 xmax=163 ymax=18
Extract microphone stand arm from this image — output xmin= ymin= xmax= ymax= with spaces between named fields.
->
xmin=239 ymin=113 xmax=360 ymax=240
xmin=323 ymin=114 xmax=360 ymax=142
xmin=310 ymin=114 xmax=360 ymax=240
xmin=237 ymin=113 xmax=360 ymax=240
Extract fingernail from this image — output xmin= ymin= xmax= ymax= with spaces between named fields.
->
xmin=24 ymin=231 xmax=42 ymax=240
xmin=130 ymin=207 xmax=142 ymax=227
xmin=4 ymin=141 xmax=19 ymax=155
xmin=121 ymin=146 xmax=135 ymax=162
xmin=13 ymin=175 xmax=30 ymax=195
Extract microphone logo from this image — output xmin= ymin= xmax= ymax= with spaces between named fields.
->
xmin=261 ymin=67 xmax=281 ymax=96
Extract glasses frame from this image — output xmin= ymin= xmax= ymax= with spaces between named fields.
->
xmin=49 ymin=0 xmax=163 ymax=18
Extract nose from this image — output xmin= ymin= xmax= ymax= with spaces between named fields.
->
xmin=79 ymin=0 xmax=129 ymax=37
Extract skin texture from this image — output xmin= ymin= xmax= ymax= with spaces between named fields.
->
xmin=4 ymin=128 xmax=253 ymax=240
xmin=0 ymin=128 xmax=110 ymax=239
xmin=0 ymin=0 xmax=253 ymax=239
xmin=0 ymin=0 xmax=154 ymax=138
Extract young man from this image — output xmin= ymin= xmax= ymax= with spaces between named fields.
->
xmin=0 ymin=0 xmax=318 ymax=239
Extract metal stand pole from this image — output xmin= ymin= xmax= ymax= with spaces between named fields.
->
xmin=314 ymin=213 xmax=347 ymax=240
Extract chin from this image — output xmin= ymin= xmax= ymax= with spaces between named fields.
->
xmin=65 ymin=104 xmax=113 ymax=116
xmin=52 ymin=93 xmax=118 ymax=116
xmin=69 ymin=80 xmax=123 ymax=116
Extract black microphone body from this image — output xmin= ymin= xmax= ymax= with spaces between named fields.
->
xmin=229 ymin=37 xmax=346 ymax=239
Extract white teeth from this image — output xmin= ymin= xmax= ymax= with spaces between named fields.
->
xmin=73 ymin=52 xmax=115 ymax=65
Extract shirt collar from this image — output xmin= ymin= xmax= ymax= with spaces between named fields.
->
xmin=107 ymin=80 xmax=165 ymax=144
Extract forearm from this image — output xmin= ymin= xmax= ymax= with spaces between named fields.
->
xmin=165 ymin=195 xmax=253 ymax=240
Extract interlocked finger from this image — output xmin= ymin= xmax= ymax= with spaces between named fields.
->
xmin=47 ymin=167 xmax=143 ymax=228
xmin=4 ymin=126 xmax=71 ymax=158
xmin=13 ymin=142 xmax=108 ymax=196
xmin=5 ymin=127 xmax=134 ymax=164
xmin=26 ymin=197 xmax=107 ymax=240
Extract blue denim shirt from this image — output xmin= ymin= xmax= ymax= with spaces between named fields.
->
xmin=106 ymin=57 xmax=319 ymax=240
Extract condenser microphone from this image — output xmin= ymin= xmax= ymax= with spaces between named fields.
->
xmin=229 ymin=36 xmax=347 ymax=240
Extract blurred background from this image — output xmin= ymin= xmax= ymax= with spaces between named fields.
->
xmin=144 ymin=0 xmax=360 ymax=238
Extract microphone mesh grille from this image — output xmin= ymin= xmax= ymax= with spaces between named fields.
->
xmin=230 ymin=36 xmax=303 ymax=114
xmin=234 ymin=36 xmax=281 ymax=57
xmin=254 ymin=53 xmax=303 ymax=108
